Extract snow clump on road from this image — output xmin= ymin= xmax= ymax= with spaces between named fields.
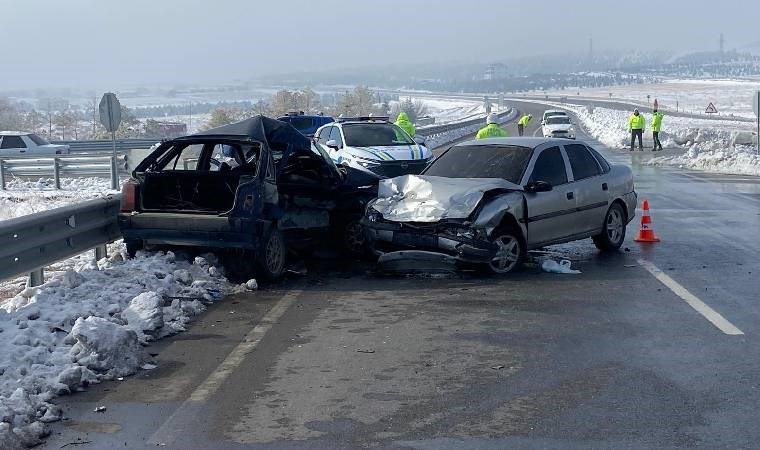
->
xmin=0 ymin=247 xmax=238 ymax=447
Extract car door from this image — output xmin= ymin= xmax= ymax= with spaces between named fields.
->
xmin=523 ymin=145 xmax=576 ymax=246
xmin=563 ymin=143 xmax=608 ymax=234
xmin=0 ymin=135 xmax=28 ymax=156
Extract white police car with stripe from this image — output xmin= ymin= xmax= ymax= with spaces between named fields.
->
xmin=314 ymin=116 xmax=432 ymax=178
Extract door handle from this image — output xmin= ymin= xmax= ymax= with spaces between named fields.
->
xmin=602 ymin=183 xmax=608 ymax=191
xmin=566 ymin=192 xmax=574 ymax=200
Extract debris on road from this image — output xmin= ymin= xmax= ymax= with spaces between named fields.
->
xmin=93 ymin=406 xmax=106 ymax=413
xmin=356 ymin=349 xmax=376 ymax=354
xmin=491 ymin=365 xmax=505 ymax=370
xmin=541 ymin=259 xmax=581 ymax=274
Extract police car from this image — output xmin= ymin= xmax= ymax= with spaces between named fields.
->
xmin=314 ymin=116 xmax=432 ymax=178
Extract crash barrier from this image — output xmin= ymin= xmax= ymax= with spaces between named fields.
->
xmin=0 ymin=155 xmax=129 ymax=190
xmin=0 ymin=195 xmax=122 ymax=286
xmin=50 ymin=138 xmax=159 ymax=153
xmin=417 ymin=109 xmax=514 ymax=139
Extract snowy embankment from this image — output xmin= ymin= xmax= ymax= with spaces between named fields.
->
xmin=0 ymin=246 xmax=251 ymax=447
xmin=0 ymin=177 xmax=118 ymax=221
xmin=422 ymin=108 xmax=517 ymax=149
xmin=560 ymin=103 xmax=760 ymax=176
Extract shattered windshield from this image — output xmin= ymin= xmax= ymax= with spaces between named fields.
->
xmin=342 ymin=123 xmax=414 ymax=147
xmin=423 ymin=144 xmax=532 ymax=183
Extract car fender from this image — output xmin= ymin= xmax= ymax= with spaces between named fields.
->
xmin=472 ymin=191 xmax=527 ymax=238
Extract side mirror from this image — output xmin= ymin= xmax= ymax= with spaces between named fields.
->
xmin=524 ymin=180 xmax=553 ymax=193
xmin=326 ymin=139 xmax=340 ymax=150
xmin=413 ymin=135 xmax=426 ymax=146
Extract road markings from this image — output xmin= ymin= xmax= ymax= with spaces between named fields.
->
xmin=148 ymin=288 xmax=302 ymax=445
xmin=637 ymin=259 xmax=743 ymax=335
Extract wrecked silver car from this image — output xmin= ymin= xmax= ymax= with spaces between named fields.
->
xmin=362 ymin=138 xmax=637 ymax=273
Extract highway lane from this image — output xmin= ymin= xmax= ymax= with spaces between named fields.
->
xmin=45 ymin=100 xmax=760 ymax=449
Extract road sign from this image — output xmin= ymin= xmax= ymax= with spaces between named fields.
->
xmin=753 ymin=91 xmax=760 ymax=117
xmin=99 ymin=93 xmax=122 ymax=133
xmin=705 ymin=102 xmax=718 ymax=114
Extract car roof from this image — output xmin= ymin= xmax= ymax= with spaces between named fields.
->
xmin=454 ymin=137 xmax=582 ymax=148
xmin=0 ymin=131 xmax=32 ymax=136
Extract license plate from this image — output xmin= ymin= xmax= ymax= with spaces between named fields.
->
xmin=393 ymin=232 xmax=438 ymax=248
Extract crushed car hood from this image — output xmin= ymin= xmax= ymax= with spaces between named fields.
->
xmin=371 ymin=175 xmax=522 ymax=223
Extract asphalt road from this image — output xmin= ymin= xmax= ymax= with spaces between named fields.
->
xmin=44 ymin=101 xmax=760 ymax=449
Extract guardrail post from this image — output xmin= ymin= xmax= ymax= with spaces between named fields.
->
xmin=0 ymin=160 xmax=5 ymax=190
xmin=53 ymin=157 xmax=61 ymax=189
xmin=110 ymin=155 xmax=118 ymax=190
xmin=28 ymin=268 xmax=44 ymax=287
xmin=94 ymin=244 xmax=108 ymax=262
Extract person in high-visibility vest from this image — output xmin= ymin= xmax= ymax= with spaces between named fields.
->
xmin=651 ymin=109 xmax=664 ymax=151
xmin=475 ymin=113 xmax=508 ymax=139
xmin=628 ymin=109 xmax=646 ymax=151
xmin=394 ymin=112 xmax=416 ymax=137
xmin=517 ymin=114 xmax=532 ymax=136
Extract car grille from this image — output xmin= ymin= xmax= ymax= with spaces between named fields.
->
xmin=371 ymin=159 xmax=430 ymax=178
xmin=552 ymin=130 xmax=568 ymax=135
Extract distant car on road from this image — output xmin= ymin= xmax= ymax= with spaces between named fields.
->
xmin=0 ymin=131 xmax=70 ymax=156
xmin=363 ymin=137 xmax=636 ymax=274
xmin=314 ymin=116 xmax=432 ymax=179
xmin=542 ymin=109 xmax=568 ymax=123
xmin=118 ymin=116 xmax=380 ymax=280
xmin=277 ymin=112 xmax=334 ymax=138
xmin=541 ymin=114 xmax=576 ymax=139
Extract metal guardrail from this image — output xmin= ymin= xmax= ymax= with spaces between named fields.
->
xmin=417 ymin=109 xmax=513 ymax=138
xmin=50 ymin=138 xmax=159 ymax=152
xmin=0 ymin=195 xmax=122 ymax=285
xmin=0 ymin=155 xmax=129 ymax=189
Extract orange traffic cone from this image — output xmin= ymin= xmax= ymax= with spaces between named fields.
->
xmin=634 ymin=198 xmax=660 ymax=243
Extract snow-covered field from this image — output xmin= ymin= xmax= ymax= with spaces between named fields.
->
xmin=558 ymin=102 xmax=760 ymax=176
xmin=0 ymin=178 xmax=118 ymax=221
xmin=542 ymin=78 xmax=760 ymax=119
xmin=0 ymin=245 xmax=252 ymax=447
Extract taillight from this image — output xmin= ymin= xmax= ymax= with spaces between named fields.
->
xmin=121 ymin=180 xmax=139 ymax=212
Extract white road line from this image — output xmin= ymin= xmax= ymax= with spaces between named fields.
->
xmin=637 ymin=259 xmax=744 ymax=336
xmin=148 ymin=289 xmax=302 ymax=445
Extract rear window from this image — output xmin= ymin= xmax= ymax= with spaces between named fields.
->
xmin=423 ymin=144 xmax=532 ymax=184
xmin=28 ymin=134 xmax=50 ymax=145
xmin=586 ymin=145 xmax=611 ymax=173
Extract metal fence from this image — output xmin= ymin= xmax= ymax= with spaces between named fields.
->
xmin=0 ymin=155 xmax=129 ymax=189
xmin=0 ymin=195 xmax=122 ymax=285
xmin=417 ymin=109 xmax=513 ymax=138
xmin=50 ymin=138 xmax=160 ymax=153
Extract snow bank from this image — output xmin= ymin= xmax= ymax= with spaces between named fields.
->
xmin=559 ymin=103 xmax=760 ymax=176
xmin=0 ymin=177 xmax=117 ymax=221
xmin=0 ymin=247 xmax=252 ymax=447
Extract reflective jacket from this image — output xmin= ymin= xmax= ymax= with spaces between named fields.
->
xmin=395 ymin=112 xmax=416 ymax=137
xmin=475 ymin=123 xmax=508 ymax=139
xmin=651 ymin=112 xmax=664 ymax=132
xmin=628 ymin=114 xmax=646 ymax=130
xmin=518 ymin=115 xmax=532 ymax=126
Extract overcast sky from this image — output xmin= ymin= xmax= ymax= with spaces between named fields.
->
xmin=1 ymin=0 xmax=759 ymax=90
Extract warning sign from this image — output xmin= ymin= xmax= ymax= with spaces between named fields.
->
xmin=705 ymin=102 xmax=718 ymax=114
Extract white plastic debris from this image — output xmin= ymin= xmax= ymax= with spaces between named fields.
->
xmin=245 ymin=279 xmax=258 ymax=291
xmin=541 ymin=259 xmax=581 ymax=274
xmin=93 ymin=406 xmax=106 ymax=413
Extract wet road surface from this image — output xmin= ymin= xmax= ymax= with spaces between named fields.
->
xmin=44 ymin=101 xmax=760 ymax=449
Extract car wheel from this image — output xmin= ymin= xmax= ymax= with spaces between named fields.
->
xmin=593 ymin=203 xmax=626 ymax=251
xmin=343 ymin=220 xmax=367 ymax=257
xmin=125 ymin=239 xmax=143 ymax=258
xmin=486 ymin=227 xmax=525 ymax=274
xmin=257 ymin=229 xmax=286 ymax=280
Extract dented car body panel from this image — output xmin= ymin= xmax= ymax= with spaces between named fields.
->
xmin=363 ymin=138 xmax=637 ymax=266
xmin=118 ymin=116 xmax=379 ymax=256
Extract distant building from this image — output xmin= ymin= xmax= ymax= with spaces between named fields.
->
xmin=484 ymin=63 xmax=508 ymax=81
xmin=144 ymin=120 xmax=187 ymax=139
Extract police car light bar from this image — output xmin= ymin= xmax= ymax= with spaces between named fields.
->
xmin=336 ymin=116 xmax=390 ymax=122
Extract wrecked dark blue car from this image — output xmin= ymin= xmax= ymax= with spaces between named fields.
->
xmin=118 ymin=116 xmax=379 ymax=279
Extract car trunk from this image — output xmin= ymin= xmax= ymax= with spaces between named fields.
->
xmin=139 ymin=171 xmax=242 ymax=214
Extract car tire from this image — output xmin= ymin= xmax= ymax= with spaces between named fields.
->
xmin=485 ymin=226 xmax=526 ymax=274
xmin=343 ymin=219 xmax=368 ymax=257
xmin=593 ymin=203 xmax=626 ymax=251
xmin=257 ymin=228 xmax=286 ymax=280
xmin=125 ymin=239 xmax=143 ymax=258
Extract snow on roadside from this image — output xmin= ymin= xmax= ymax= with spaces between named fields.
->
xmin=423 ymin=109 xmax=518 ymax=149
xmin=553 ymin=103 xmax=760 ymax=177
xmin=0 ymin=177 xmax=117 ymax=221
xmin=0 ymin=245 xmax=252 ymax=447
